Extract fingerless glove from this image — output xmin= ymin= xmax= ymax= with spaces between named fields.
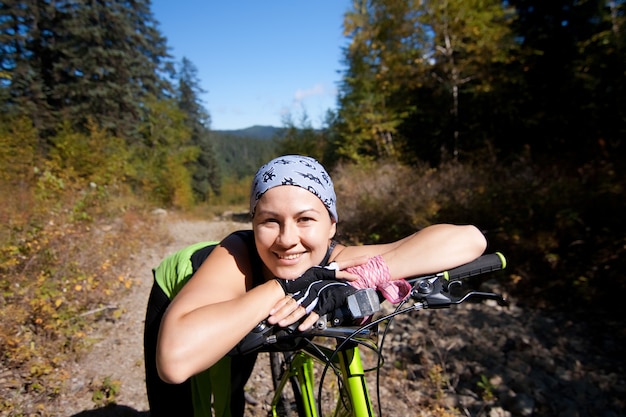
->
xmin=276 ymin=266 xmax=357 ymax=315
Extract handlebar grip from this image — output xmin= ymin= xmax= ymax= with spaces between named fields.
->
xmin=443 ymin=252 xmax=506 ymax=281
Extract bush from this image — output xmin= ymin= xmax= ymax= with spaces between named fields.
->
xmin=333 ymin=159 xmax=484 ymax=243
xmin=0 ymin=117 xmax=162 ymax=412
xmin=333 ymin=156 xmax=626 ymax=315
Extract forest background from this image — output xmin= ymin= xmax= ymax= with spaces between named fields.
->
xmin=0 ymin=0 xmax=624 ymax=414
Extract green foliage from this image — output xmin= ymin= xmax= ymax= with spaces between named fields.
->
xmin=495 ymin=0 xmax=625 ymax=159
xmin=189 ymin=130 xmax=222 ymax=201
xmin=336 ymin=0 xmax=518 ymax=162
xmin=91 ymin=376 xmax=121 ymax=407
xmin=0 ymin=135 xmax=157 ymax=414
xmin=334 ymin=0 xmax=625 ymax=165
xmin=418 ymin=0 xmax=518 ymax=155
xmin=477 ymin=374 xmax=497 ymax=402
xmin=132 ymin=96 xmax=198 ymax=208
xmin=49 ymin=119 xmax=130 ymax=187
xmin=0 ymin=115 xmax=39 ymax=188
xmin=337 ymin=0 xmax=426 ymax=162
xmin=211 ymin=131 xmax=277 ymax=179
xmin=275 ymin=112 xmax=329 ymax=162
xmin=209 ymin=176 xmax=254 ymax=208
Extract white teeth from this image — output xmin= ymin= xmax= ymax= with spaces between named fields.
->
xmin=279 ymin=254 xmax=300 ymax=260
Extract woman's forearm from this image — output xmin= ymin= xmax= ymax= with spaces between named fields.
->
xmin=383 ymin=224 xmax=487 ymax=279
xmin=156 ymin=279 xmax=284 ymax=383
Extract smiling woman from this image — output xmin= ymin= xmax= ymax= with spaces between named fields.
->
xmin=250 ymin=155 xmax=338 ymax=280
xmin=143 ymin=154 xmax=488 ymax=417
xmin=252 ymin=186 xmax=337 ymax=280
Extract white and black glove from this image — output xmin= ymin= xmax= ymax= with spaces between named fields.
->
xmin=276 ymin=266 xmax=357 ymax=316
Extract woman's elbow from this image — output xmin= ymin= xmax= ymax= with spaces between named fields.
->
xmin=156 ymin=333 xmax=196 ymax=384
xmin=156 ymin=340 xmax=225 ymax=384
xmin=467 ymin=225 xmax=488 ymax=256
xmin=156 ymin=352 xmax=189 ymax=384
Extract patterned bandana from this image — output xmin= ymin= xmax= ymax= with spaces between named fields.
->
xmin=250 ymin=155 xmax=338 ymax=222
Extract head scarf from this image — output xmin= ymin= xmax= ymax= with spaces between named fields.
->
xmin=250 ymin=155 xmax=338 ymax=222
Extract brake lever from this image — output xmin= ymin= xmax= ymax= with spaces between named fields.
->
xmin=450 ymin=291 xmax=509 ymax=307
xmin=411 ymin=277 xmax=453 ymax=307
xmin=411 ymin=277 xmax=508 ymax=308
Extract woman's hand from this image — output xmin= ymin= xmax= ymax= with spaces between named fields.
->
xmin=268 ymin=257 xmax=368 ymax=330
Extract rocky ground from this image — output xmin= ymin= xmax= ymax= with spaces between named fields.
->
xmin=52 ymin=215 xmax=625 ymax=417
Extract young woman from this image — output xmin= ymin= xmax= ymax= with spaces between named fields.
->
xmin=144 ymin=155 xmax=487 ymax=417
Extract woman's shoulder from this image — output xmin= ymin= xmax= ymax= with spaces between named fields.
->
xmin=226 ymin=229 xmax=254 ymax=242
xmin=215 ymin=229 xmax=253 ymax=249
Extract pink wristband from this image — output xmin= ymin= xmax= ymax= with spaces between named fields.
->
xmin=345 ymin=255 xmax=411 ymax=304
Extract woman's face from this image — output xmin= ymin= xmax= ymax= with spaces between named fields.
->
xmin=253 ymin=185 xmax=337 ymax=280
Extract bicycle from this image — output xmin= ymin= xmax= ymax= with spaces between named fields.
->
xmin=260 ymin=252 xmax=508 ymax=417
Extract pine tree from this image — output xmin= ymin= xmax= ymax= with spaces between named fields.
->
xmin=0 ymin=0 xmax=56 ymax=135
xmin=176 ymin=57 xmax=221 ymax=200
xmin=1 ymin=0 xmax=173 ymax=140
xmin=52 ymin=0 xmax=172 ymax=139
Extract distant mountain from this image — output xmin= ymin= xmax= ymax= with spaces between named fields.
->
xmin=210 ymin=126 xmax=280 ymax=179
xmin=213 ymin=125 xmax=285 ymax=141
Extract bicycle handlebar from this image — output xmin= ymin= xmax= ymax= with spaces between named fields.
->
xmin=406 ymin=252 xmax=506 ymax=286
xmin=229 ymin=253 xmax=508 ymax=355
xmin=405 ymin=252 xmax=508 ymax=309
xmin=296 ymin=253 xmax=508 ymax=337
xmin=446 ymin=252 xmax=506 ymax=280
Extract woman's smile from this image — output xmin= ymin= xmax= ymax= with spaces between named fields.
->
xmin=276 ymin=252 xmax=304 ymax=261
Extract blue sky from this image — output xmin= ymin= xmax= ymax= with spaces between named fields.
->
xmin=150 ymin=1 xmax=351 ymax=131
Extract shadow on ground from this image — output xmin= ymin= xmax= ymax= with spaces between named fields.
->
xmin=70 ymin=404 xmax=149 ymax=417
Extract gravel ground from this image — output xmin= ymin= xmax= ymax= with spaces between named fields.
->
xmin=50 ymin=216 xmax=626 ymax=417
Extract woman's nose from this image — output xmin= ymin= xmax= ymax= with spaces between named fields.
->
xmin=277 ymin=221 xmax=298 ymax=246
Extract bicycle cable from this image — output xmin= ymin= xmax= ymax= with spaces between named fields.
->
xmin=314 ymin=301 xmax=422 ymax=416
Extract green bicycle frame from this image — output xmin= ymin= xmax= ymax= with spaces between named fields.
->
xmin=336 ymin=346 xmax=375 ymax=417
xmin=271 ymin=343 xmax=375 ymax=417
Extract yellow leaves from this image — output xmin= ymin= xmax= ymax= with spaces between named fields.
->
xmin=0 ymin=160 xmax=155 ymax=412
xmin=117 ymin=274 xmax=133 ymax=289
xmin=510 ymin=274 xmax=523 ymax=285
xmin=100 ymin=259 xmax=111 ymax=271
xmin=112 ymin=309 xmax=124 ymax=321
